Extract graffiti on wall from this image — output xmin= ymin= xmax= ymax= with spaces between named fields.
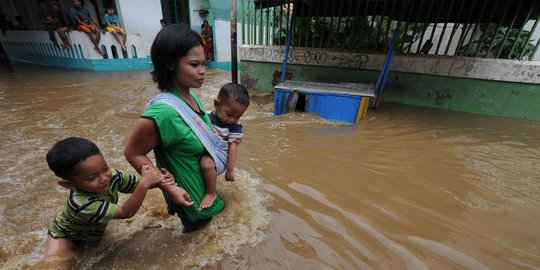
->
xmin=240 ymin=46 xmax=370 ymax=69
xmin=240 ymin=45 xmax=540 ymax=84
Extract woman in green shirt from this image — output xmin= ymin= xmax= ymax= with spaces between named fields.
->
xmin=124 ymin=24 xmax=224 ymax=232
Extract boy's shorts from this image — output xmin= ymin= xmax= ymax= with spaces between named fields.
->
xmin=77 ymin=24 xmax=98 ymax=33
xmin=47 ymin=230 xmax=87 ymax=246
xmin=106 ymin=26 xmax=122 ymax=33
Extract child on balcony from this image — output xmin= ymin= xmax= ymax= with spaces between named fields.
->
xmin=104 ymin=7 xmax=127 ymax=52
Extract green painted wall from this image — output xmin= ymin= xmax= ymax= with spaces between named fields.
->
xmin=240 ymin=61 xmax=540 ymax=121
xmin=208 ymin=0 xmax=242 ymax=20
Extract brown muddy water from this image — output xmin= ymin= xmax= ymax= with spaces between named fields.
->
xmin=0 ymin=61 xmax=539 ymax=270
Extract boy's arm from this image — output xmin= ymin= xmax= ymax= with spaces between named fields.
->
xmin=116 ymin=15 xmax=122 ymax=28
xmin=225 ymin=142 xmax=238 ymax=182
xmin=104 ymin=15 xmax=112 ymax=27
xmin=113 ymin=165 xmax=161 ymax=219
xmin=124 ymin=118 xmax=172 ymax=188
xmin=91 ymin=17 xmax=102 ymax=30
xmin=124 ymin=118 xmax=193 ymax=206
xmin=76 ymin=18 xmax=88 ymax=27
xmin=112 ymin=180 xmax=150 ymax=219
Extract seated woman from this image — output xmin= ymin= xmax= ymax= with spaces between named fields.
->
xmin=38 ymin=0 xmax=70 ymax=49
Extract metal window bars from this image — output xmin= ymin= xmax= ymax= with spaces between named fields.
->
xmin=244 ymin=0 xmax=540 ymax=61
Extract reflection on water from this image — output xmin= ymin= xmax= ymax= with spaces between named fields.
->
xmin=1 ymin=61 xmax=539 ymax=269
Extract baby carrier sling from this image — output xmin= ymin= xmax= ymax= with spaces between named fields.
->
xmin=147 ymin=92 xmax=228 ymax=175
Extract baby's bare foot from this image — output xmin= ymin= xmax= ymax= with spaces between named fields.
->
xmin=199 ymin=193 xmax=216 ymax=210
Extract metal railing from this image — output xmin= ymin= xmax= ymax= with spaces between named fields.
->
xmin=0 ymin=30 xmax=146 ymax=60
xmin=242 ymin=0 xmax=540 ymax=60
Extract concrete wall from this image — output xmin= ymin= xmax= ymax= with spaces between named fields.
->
xmin=241 ymin=46 xmax=540 ymax=84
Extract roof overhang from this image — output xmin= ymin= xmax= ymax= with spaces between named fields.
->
xmin=254 ymin=0 xmax=540 ymax=28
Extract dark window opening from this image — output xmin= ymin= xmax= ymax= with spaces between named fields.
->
xmin=295 ymin=93 xmax=307 ymax=112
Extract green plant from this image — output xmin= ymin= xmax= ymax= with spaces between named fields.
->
xmin=284 ymin=14 xmax=425 ymax=52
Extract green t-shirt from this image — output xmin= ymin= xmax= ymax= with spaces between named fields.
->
xmin=48 ymin=169 xmax=139 ymax=242
xmin=142 ymin=90 xmax=224 ymax=221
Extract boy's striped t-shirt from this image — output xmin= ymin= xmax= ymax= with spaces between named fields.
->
xmin=208 ymin=111 xmax=243 ymax=143
xmin=48 ymin=169 xmax=139 ymax=242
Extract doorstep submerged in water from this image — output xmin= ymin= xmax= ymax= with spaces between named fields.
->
xmin=273 ymin=81 xmax=376 ymax=123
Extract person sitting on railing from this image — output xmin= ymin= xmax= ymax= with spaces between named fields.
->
xmin=49 ymin=0 xmax=76 ymax=32
xmin=70 ymin=0 xmax=103 ymax=55
xmin=0 ymin=14 xmax=14 ymax=36
xmin=104 ymin=6 xmax=127 ymax=52
xmin=201 ymin=20 xmax=213 ymax=62
xmin=38 ymin=0 xmax=70 ymax=49
xmin=14 ymin=16 xmax=28 ymax=31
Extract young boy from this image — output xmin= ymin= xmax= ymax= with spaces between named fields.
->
xmin=70 ymin=0 xmax=103 ymax=54
xmin=199 ymin=82 xmax=250 ymax=210
xmin=104 ymin=7 xmax=127 ymax=52
xmin=42 ymin=137 xmax=182 ymax=266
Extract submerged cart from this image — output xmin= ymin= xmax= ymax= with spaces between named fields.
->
xmin=274 ymin=81 xmax=375 ymax=124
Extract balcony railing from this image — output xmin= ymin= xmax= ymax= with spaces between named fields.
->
xmin=0 ymin=30 xmax=147 ymax=61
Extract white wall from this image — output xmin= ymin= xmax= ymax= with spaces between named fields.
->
xmin=524 ymin=20 xmax=540 ymax=60
xmin=409 ymin=23 xmax=467 ymax=56
xmin=215 ymin=20 xmax=273 ymax=63
xmin=116 ymin=0 xmax=162 ymax=53
xmin=215 ymin=19 xmax=243 ymax=62
xmin=190 ymin=0 xmax=208 ymax=34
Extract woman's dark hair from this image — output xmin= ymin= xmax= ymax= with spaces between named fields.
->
xmin=150 ymin=24 xmax=203 ymax=91
xmin=46 ymin=137 xmax=101 ymax=179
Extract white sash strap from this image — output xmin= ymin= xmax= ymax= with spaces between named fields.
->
xmin=148 ymin=93 xmax=228 ymax=174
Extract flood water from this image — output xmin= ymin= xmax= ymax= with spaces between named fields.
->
xmin=1 ymin=60 xmax=539 ymax=270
